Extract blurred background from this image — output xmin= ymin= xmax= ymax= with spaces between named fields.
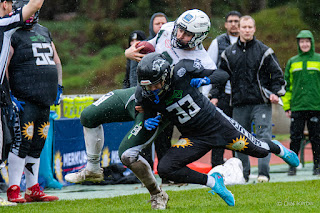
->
xmin=39 ymin=0 xmax=320 ymax=94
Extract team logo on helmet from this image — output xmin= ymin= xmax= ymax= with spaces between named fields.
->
xmin=152 ymin=59 xmax=166 ymax=76
xmin=183 ymin=13 xmax=194 ymax=23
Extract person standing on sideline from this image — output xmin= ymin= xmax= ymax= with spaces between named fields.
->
xmin=219 ymin=15 xmax=286 ymax=183
xmin=207 ymin=11 xmax=241 ymax=168
xmin=0 ymin=0 xmax=45 ymax=206
xmin=146 ymin=12 xmax=168 ymax=40
xmin=282 ymin=30 xmax=320 ymax=176
xmin=6 ymin=0 xmax=61 ymax=203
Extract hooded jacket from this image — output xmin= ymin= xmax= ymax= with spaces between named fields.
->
xmin=282 ymin=30 xmax=320 ymax=112
xmin=147 ymin=12 xmax=168 ymax=40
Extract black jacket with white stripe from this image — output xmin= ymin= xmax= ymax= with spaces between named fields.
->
xmin=219 ymin=37 xmax=285 ymax=107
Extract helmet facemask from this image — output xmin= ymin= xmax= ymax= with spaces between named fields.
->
xmin=137 ymin=53 xmax=172 ymax=104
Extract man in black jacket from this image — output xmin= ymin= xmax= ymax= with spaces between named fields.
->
xmin=219 ymin=15 xmax=285 ymax=183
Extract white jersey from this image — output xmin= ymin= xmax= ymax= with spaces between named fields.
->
xmin=148 ymin=22 xmax=216 ymax=96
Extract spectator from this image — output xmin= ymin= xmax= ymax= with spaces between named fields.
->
xmin=282 ymin=30 xmax=320 ymax=176
xmin=146 ymin=12 xmax=168 ymax=40
xmin=123 ymin=30 xmax=146 ymax=88
xmin=6 ymin=1 xmax=61 ymax=203
xmin=207 ymin=11 xmax=241 ymax=168
xmin=219 ymin=15 xmax=286 ymax=183
xmin=0 ymin=0 xmax=45 ymax=206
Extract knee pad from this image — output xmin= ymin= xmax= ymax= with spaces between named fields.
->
xmin=120 ymin=149 xmax=139 ymax=167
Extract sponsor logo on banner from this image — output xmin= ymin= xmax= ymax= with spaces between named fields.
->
xmin=54 ymin=151 xmax=63 ymax=182
xmin=101 ymin=147 xmax=111 ymax=167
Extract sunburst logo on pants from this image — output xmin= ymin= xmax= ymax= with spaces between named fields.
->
xmin=226 ymin=135 xmax=249 ymax=151
xmin=172 ymin=138 xmax=193 ymax=148
xmin=22 ymin=121 xmax=34 ymax=140
xmin=38 ymin=121 xmax=50 ymax=139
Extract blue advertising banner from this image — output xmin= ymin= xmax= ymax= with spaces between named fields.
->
xmin=52 ymin=118 xmax=134 ymax=185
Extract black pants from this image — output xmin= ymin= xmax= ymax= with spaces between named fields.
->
xmin=290 ymin=111 xmax=320 ymax=166
xmin=157 ymin=109 xmax=279 ymax=185
xmin=10 ymin=101 xmax=50 ymax=158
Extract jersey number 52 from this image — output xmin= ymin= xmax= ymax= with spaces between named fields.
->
xmin=32 ymin=43 xmax=55 ymax=65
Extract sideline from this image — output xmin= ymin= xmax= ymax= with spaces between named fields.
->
xmin=1 ymin=163 xmax=318 ymax=201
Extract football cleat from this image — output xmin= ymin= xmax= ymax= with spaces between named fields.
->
xmin=64 ymin=168 xmax=104 ymax=183
xmin=0 ymin=197 xmax=17 ymax=206
xmin=257 ymin=175 xmax=269 ymax=183
xmin=150 ymin=190 xmax=169 ymax=210
xmin=209 ymin=172 xmax=235 ymax=206
xmin=25 ymin=183 xmax=59 ymax=202
xmin=272 ymin=140 xmax=300 ymax=167
xmin=7 ymin=185 xmax=26 ymax=203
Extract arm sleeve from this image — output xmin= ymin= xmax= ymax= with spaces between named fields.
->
xmin=263 ymin=49 xmax=286 ymax=96
xmin=207 ymin=68 xmax=230 ymax=86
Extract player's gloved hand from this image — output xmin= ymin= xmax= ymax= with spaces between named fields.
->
xmin=144 ymin=115 xmax=161 ymax=131
xmin=54 ymin=84 xmax=64 ymax=105
xmin=10 ymin=92 xmax=25 ymax=112
xmin=190 ymin=77 xmax=211 ymax=88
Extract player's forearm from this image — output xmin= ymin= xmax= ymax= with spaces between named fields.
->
xmin=22 ymin=0 xmax=44 ymax=22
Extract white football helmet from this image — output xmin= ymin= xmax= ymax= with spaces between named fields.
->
xmin=171 ymin=9 xmax=211 ymax=49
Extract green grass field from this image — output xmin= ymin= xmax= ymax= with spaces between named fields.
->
xmin=1 ymin=180 xmax=319 ymax=212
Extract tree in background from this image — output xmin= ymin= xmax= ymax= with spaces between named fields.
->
xmin=298 ymin=0 xmax=320 ymax=32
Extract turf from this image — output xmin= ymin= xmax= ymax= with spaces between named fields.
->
xmin=1 ymin=179 xmax=319 ymax=212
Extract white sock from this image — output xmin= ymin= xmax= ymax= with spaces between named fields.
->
xmin=24 ymin=156 xmax=40 ymax=188
xmin=83 ymin=126 xmax=104 ymax=172
xmin=206 ymin=175 xmax=216 ymax=188
xmin=8 ymin=152 xmax=25 ymax=187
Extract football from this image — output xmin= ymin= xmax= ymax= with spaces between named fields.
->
xmin=136 ymin=41 xmax=155 ymax=54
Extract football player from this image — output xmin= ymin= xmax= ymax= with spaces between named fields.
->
xmin=6 ymin=0 xmax=60 ymax=203
xmin=66 ymin=9 xmax=215 ymax=210
xmin=135 ymin=53 xmax=300 ymax=206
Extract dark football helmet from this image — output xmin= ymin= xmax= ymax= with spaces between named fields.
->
xmin=13 ymin=0 xmax=39 ymax=29
xmin=137 ymin=53 xmax=172 ymax=103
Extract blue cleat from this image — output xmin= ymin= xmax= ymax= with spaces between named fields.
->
xmin=272 ymin=140 xmax=300 ymax=167
xmin=208 ymin=172 xmax=235 ymax=206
